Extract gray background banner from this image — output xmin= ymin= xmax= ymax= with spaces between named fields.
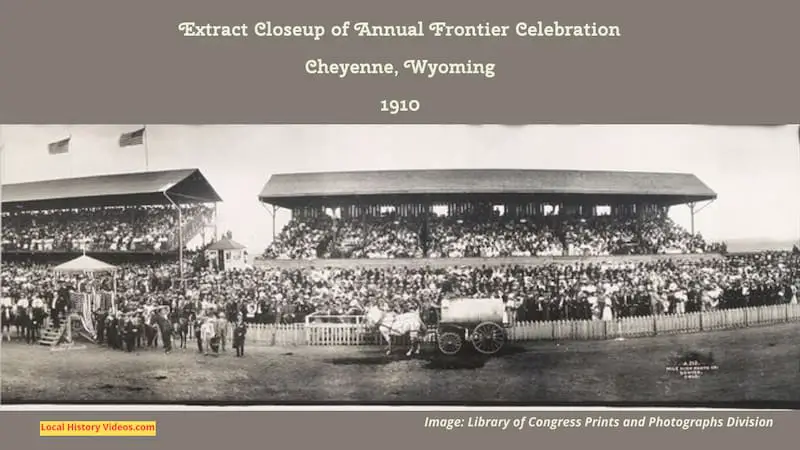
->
xmin=0 ymin=410 xmax=792 ymax=449
xmin=2 ymin=0 xmax=798 ymax=448
xmin=1 ymin=0 xmax=800 ymax=123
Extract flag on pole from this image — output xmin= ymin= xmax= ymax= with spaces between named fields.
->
xmin=48 ymin=137 xmax=70 ymax=155
xmin=119 ymin=127 xmax=145 ymax=147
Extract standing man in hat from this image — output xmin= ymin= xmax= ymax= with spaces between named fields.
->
xmin=95 ymin=307 xmax=107 ymax=345
xmin=155 ymin=307 xmax=173 ymax=354
xmin=55 ymin=282 xmax=71 ymax=327
xmin=124 ymin=315 xmax=136 ymax=352
xmin=42 ymin=286 xmax=55 ymax=330
xmin=106 ymin=311 xmax=118 ymax=349
xmin=215 ymin=312 xmax=228 ymax=352
xmin=233 ymin=315 xmax=247 ymax=357
xmin=194 ymin=314 xmax=204 ymax=353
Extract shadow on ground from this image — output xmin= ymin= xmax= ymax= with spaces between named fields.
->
xmin=4 ymin=322 xmax=800 ymax=403
xmin=326 ymin=344 xmax=531 ymax=370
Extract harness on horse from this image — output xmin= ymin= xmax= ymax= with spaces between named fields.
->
xmin=372 ymin=309 xmax=424 ymax=336
xmin=375 ymin=312 xmax=400 ymax=334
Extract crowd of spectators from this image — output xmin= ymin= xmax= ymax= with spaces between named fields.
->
xmin=262 ymin=216 xmax=334 ymax=259
xmin=3 ymin=252 xmax=796 ymax=326
xmin=1 ymin=205 xmax=214 ymax=253
xmin=263 ymin=210 xmax=725 ymax=260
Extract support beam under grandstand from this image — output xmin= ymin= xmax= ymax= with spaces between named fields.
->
xmin=164 ymin=192 xmax=185 ymax=288
xmin=687 ymin=199 xmax=716 ymax=236
xmin=260 ymin=202 xmax=280 ymax=241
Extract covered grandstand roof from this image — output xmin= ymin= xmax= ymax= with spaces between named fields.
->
xmin=2 ymin=169 xmax=222 ymax=210
xmin=258 ymin=169 xmax=717 ymax=208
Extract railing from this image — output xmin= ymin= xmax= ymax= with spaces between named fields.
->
xmin=244 ymin=303 xmax=800 ymax=347
xmin=254 ymin=253 xmax=723 ymax=269
xmin=170 ymin=214 xmax=210 ymax=249
xmin=305 ymin=314 xmax=365 ymax=325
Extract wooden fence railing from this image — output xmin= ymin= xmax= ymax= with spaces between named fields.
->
xmin=244 ymin=303 xmax=800 ymax=347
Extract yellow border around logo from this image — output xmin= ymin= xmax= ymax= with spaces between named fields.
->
xmin=40 ymin=421 xmax=157 ymax=437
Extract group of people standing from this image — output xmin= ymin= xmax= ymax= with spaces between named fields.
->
xmin=192 ymin=312 xmax=248 ymax=357
xmin=1 ymin=282 xmax=72 ymax=343
xmin=94 ymin=305 xmax=175 ymax=353
xmin=92 ymin=303 xmax=248 ymax=357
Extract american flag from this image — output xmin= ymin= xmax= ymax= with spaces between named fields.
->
xmin=48 ymin=137 xmax=70 ymax=155
xmin=119 ymin=127 xmax=145 ymax=147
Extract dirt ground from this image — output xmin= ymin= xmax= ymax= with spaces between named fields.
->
xmin=2 ymin=323 xmax=799 ymax=404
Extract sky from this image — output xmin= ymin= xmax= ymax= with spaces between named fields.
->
xmin=1 ymin=124 xmax=798 ymax=253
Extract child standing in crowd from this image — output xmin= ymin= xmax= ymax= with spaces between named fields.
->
xmin=233 ymin=316 xmax=247 ymax=357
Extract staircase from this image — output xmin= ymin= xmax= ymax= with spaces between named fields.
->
xmin=38 ymin=318 xmax=66 ymax=347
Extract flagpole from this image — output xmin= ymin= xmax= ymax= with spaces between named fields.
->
xmin=68 ymin=130 xmax=73 ymax=178
xmin=143 ymin=125 xmax=149 ymax=171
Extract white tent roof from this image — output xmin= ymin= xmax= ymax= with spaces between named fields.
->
xmin=52 ymin=255 xmax=117 ymax=273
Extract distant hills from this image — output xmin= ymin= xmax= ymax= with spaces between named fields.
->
xmin=724 ymin=238 xmax=800 ymax=253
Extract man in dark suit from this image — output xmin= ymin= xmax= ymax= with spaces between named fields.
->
xmin=55 ymin=284 xmax=71 ymax=328
xmin=194 ymin=316 xmax=204 ymax=353
xmin=155 ymin=309 xmax=173 ymax=354
xmin=94 ymin=309 xmax=107 ymax=345
xmin=124 ymin=318 xmax=137 ymax=352
xmin=233 ymin=317 xmax=247 ymax=357
xmin=43 ymin=288 xmax=55 ymax=328
xmin=107 ymin=314 xmax=117 ymax=349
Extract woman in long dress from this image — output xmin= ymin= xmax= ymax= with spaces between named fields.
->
xmin=601 ymin=297 xmax=614 ymax=321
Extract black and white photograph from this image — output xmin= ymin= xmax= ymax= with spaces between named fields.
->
xmin=1 ymin=124 xmax=799 ymax=405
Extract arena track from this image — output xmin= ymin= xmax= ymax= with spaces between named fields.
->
xmin=2 ymin=321 xmax=799 ymax=404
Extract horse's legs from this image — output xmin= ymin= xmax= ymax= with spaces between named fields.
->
xmin=382 ymin=331 xmax=392 ymax=356
xmin=408 ymin=331 xmax=424 ymax=357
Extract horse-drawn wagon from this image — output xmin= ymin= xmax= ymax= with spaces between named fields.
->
xmin=435 ymin=297 xmax=512 ymax=356
xmin=362 ymin=296 xmax=517 ymax=357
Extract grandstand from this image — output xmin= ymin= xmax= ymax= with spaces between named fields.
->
xmin=257 ymin=169 xmax=719 ymax=262
xmin=1 ymin=169 xmax=222 ymax=262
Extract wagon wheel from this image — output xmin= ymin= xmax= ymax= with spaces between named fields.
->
xmin=470 ymin=322 xmax=505 ymax=355
xmin=438 ymin=331 xmax=463 ymax=355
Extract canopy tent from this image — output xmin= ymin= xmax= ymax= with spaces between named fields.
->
xmin=52 ymin=255 xmax=118 ymax=273
xmin=52 ymin=255 xmax=119 ymax=335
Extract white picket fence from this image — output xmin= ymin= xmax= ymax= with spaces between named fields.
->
xmin=244 ymin=303 xmax=800 ymax=347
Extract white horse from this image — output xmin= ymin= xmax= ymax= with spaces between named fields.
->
xmin=363 ymin=306 xmax=427 ymax=357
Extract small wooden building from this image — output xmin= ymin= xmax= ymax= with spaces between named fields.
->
xmin=206 ymin=238 xmax=248 ymax=271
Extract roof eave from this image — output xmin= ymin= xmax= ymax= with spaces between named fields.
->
xmin=258 ymin=192 xmax=718 ymax=208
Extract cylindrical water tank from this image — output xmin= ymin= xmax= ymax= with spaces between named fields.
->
xmin=440 ymin=298 xmax=505 ymax=324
